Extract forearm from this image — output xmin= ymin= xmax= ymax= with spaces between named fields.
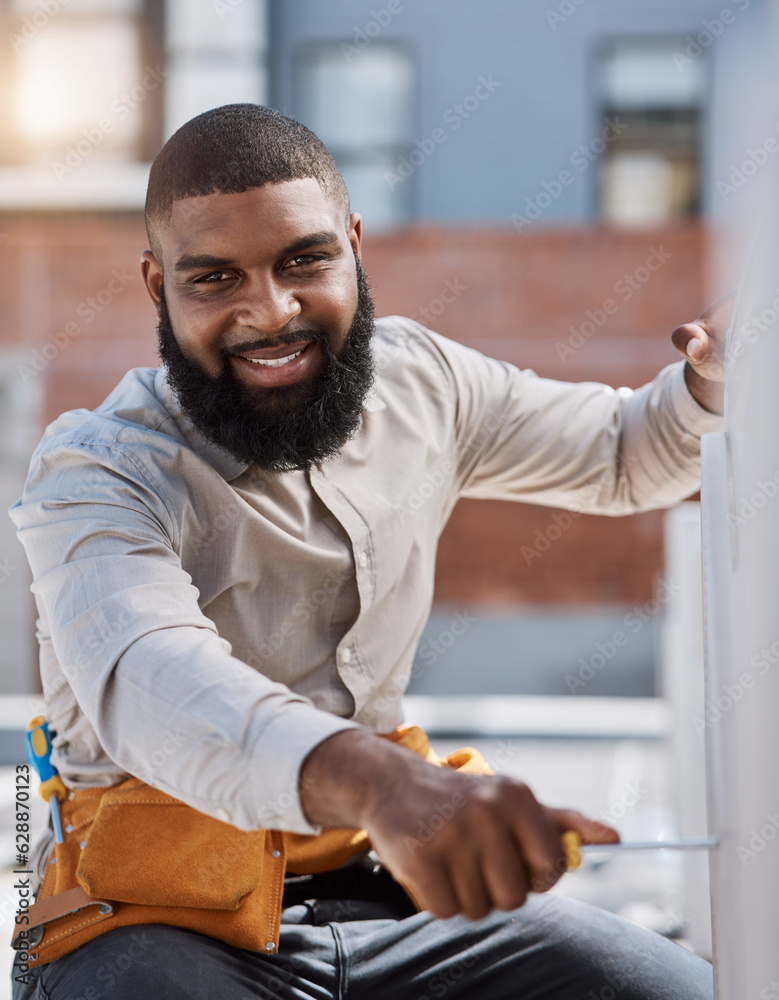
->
xmin=299 ymin=728 xmax=429 ymax=828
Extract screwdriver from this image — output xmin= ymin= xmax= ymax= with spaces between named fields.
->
xmin=25 ymin=715 xmax=67 ymax=844
xmin=562 ymin=831 xmax=717 ymax=870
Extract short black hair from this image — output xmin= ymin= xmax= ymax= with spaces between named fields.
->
xmin=144 ymin=103 xmax=350 ymax=262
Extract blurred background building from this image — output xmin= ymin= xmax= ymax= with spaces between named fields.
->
xmin=0 ymin=0 xmax=736 ymax=696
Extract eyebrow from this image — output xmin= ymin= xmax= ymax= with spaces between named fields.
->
xmin=173 ymin=231 xmax=340 ymax=274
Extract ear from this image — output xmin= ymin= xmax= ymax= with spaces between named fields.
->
xmin=140 ymin=250 xmax=163 ymax=313
xmin=347 ymin=212 xmax=362 ymax=261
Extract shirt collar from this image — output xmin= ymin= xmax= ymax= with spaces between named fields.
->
xmin=153 ymin=366 xmax=386 ymax=483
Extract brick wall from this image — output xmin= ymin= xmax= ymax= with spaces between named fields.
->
xmin=0 ymin=213 xmax=708 ymax=610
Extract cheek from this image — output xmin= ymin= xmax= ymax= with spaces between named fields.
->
xmin=316 ymin=274 xmax=358 ymax=335
xmin=168 ymin=297 xmax=225 ymax=373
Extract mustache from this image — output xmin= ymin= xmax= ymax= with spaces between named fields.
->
xmin=223 ymin=329 xmax=328 ymax=357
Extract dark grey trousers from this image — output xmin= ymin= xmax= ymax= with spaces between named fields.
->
xmin=12 ymin=893 xmax=714 ymax=1000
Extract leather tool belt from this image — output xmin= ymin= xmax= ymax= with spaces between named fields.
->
xmin=11 ymin=726 xmax=490 ymax=968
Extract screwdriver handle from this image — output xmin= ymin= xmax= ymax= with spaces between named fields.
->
xmin=25 ymin=715 xmax=67 ymax=804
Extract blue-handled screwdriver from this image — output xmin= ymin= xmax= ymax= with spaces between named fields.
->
xmin=25 ymin=715 xmax=67 ymax=844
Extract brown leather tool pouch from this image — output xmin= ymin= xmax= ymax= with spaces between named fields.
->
xmin=12 ymin=726 xmax=492 ymax=968
xmin=13 ymin=778 xmax=285 ymax=968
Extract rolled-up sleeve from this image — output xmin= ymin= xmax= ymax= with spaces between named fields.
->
xmin=423 ymin=328 xmax=723 ymax=513
xmin=10 ymin=439 xmax=360 ymax=834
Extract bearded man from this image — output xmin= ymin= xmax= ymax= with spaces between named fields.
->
xmin=10 ymin=103 xmax=724 ymax=999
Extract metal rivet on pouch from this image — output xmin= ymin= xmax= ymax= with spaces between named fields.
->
xmin=49 ymin=857 xmax=56 ymax=864
xmin=65 ymin=824 xmax=73 ymax=833
xmin=80 ymin=841 xmax=86 ymax=849
xmin=265 ymin=942 xmax=275 ymax=951
xmin=271 ymin=850 xmax=280 ymax=858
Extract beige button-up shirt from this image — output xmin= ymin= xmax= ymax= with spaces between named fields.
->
xmin=10 ymin=316 xmax=721 ymax=842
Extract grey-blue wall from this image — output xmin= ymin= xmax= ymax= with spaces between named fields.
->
xmin=271 ymin=0 xmax=746 ymax=225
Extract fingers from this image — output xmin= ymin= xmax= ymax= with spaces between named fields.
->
xmin=447 ymin=855 xmax=492 ymax=921
xmin=410 ymin=862 xmax=460 ymax=920
xmin=548 ymin=807 xmax=620 ymax=844
xmin=480 ymin=826 xmax=531 ymax=911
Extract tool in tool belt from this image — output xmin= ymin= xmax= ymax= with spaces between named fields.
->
xmin=25 ymin=716 xmax=67 ymax=844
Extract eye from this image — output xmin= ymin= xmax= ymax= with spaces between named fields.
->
xmin=193 ymin=271 xmax=233 ymax=284
xmin=288 ymin=254 xmax=327 ymax=268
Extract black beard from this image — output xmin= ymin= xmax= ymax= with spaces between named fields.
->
xmin=157 ymin=260 xmax=376 ymax=473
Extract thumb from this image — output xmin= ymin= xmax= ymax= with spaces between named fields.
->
xmin=672 ymin=321 xmax=707 ymax=363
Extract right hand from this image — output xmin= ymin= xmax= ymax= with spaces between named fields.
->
xmin=299 ymin=730 xmax=619 ymax=920
xmin=362 ymin=765 xmax=618 ymax=920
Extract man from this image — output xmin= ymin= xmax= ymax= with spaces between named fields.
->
xmin=11 ymin=103 xmax=724 ymax=998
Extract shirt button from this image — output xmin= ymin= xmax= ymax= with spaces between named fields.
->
xmin=341 ymin=647 xmax=352 ymax=664
xmin=358 ymin=550 xmax=368 ymax=568
xmin=215 ymin=807 xmax=231 ymax=823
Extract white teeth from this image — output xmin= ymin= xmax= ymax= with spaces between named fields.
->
xmin=247 ymin=349 xmax=303 ymax=367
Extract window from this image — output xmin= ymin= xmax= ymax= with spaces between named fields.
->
xmin=296 ymin=43 xmax=415 ymax=229
xmin=2 ymin=0 xmax=163 ymax=169
xmin=597 ymin=38 xmax=707 ymax=227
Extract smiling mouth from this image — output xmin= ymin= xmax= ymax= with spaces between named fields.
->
xmin=245 ymin=349 xmax=304 ymax=368
xmin=231 ymin=339 xmax=319 ymax=387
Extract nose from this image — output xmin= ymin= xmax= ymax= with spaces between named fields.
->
xmin=233 ymin=273 xmax=302 ymax=338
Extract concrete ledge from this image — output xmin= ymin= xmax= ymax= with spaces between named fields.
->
xmin=0 ymin=694 xmax=671 ymax=766
xmin=402 ymin=695 xmax=671 ymax=739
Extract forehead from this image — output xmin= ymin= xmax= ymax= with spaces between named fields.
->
xmin=163 ymin=178 xmax=345 ymax=262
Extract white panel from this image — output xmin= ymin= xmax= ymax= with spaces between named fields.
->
xmin=702 ymin=1 xmax=779 ymax=986
xmin=661 ymin=503 xmax=712 ymax=958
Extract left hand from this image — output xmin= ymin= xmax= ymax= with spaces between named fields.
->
xmin=671 ymin=292 xmax=734 ymax=414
